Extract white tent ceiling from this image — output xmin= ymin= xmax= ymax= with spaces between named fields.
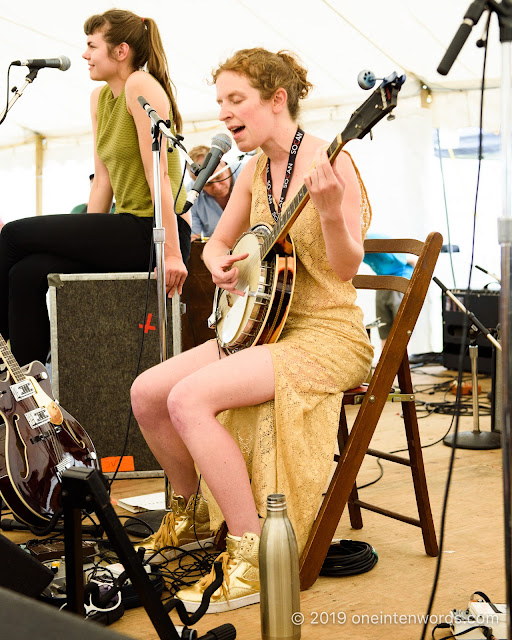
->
xmin=0 ymin=0 xmax=507 ymax=148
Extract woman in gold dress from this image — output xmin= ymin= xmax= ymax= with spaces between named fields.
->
xmin=131 ymin=47 xmax=374 ymax=613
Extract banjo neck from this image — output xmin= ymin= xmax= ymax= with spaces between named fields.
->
xmin=259 ymin=71 xmax=406 ymax=261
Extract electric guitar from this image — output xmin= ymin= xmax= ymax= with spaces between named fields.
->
xmin=0 ymin=334 xmax=98 ymax=526
xmin=209 ymin=72 xmax=406 ymax=354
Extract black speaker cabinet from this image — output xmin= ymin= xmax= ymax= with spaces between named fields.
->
xmin=442 ymin=288 xmax=499 ymax=374
xmin=0 ymin=586 xmax=132 ymax=640
xmin=0 ymin=533 xmax=53 ymax=597
xmin=48 ymin=273 xmax=182 ymax=476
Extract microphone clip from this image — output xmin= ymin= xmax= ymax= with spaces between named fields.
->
xmin=187 ymin=162 xmax=202 ymax=177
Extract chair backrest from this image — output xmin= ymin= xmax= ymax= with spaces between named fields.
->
xmin=355 ymin=233 xmax=443 ymax=389
xmin=299 ymin=231 xmax=443 ymax=590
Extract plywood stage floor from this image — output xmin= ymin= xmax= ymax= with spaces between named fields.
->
xmin=2 ymin=365 xmax=506 ymax=640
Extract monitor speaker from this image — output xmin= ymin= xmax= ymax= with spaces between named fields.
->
xmin=0 ymin=586 xmax=131 ymax=640
xmin=0 ymin=532 xmax=53 ymax=597
xmin=442 ymin=289 xmax=499 ymax=374
xmin=48 ymin=273 xmax=182 ymax=476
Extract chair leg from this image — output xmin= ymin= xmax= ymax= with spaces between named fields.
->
xmin=397 ymin=357 xmax=438 ymax=557
xmin=339 ymin=409 xmax=363 ymax=530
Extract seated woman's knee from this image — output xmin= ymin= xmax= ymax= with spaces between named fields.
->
xmin=0 ymin=219 xmax=25 ymax=245
xmin=131 ymin=369 xmax=165 ymax=422
xmin=167 ymin=377 xmax=197 ymax=437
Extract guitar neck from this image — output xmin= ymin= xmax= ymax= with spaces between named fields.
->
xmin=261 ymin=133 xmax=344 ymax=259
xmin=0 ymin=334 xmax=25 ymax=384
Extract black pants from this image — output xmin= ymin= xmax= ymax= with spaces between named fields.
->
xmin=0 ymin=212 xmax=191 ymax=366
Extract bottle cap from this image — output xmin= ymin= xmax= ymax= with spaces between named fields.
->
xmin=266 ymin=493 xmax=287 ymax=511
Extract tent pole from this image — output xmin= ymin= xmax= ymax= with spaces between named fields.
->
xmin=35 ymin=134 xmax=45 ymax=216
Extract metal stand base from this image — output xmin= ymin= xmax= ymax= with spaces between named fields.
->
xmin=443 ymin=430 xmax=502 ymax=449
xmin=443 ymin=345 xmax=502 ymax=450
xmin=61 ymin=467 xmax=235 ymax=640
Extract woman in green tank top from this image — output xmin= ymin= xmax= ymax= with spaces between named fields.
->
xmin=84 ymin=9 xmax=190 ymax=289
xmin=0 ymin=9 xmax=191 ymax=366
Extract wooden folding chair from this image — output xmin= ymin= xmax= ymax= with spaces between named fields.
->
xmin=299 ymin=231 xmax=443 ymax=590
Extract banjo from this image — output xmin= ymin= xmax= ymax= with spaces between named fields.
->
xmin=208 ymin=72 xmax=405 ymax=355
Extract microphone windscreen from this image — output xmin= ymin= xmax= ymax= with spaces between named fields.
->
xmin=59 ymin=56 xmax=71 ymax=71
xmin=211 ymin=133 xmax=232 ymax=154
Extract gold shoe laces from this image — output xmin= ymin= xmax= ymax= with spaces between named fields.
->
xmin=198 ymin=551 xmax=235 ymax=603
xmin=152 ymin=511 xmax=180 ymax=549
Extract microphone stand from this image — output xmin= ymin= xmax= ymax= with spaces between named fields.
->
xmin=438 ymin=3 xmax=512 ymax=637
xmin=136 ymin=102 xmax=189 ymax=531
xmin=0 ymin=66 xmax=40 ymax=126
xmin=434 ymin=278 xmax=502 ymax=449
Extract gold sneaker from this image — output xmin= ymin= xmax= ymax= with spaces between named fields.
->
xmin=136 ymin=493 xmax=214 ymax=562
xmin=176 ymin=532 xmax=260 ymax=613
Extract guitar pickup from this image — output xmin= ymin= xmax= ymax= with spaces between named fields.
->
xmin=25 ymin=407 xmax=51 ymax=429
xmin=10 ymin=379 xmax=36 ymax=401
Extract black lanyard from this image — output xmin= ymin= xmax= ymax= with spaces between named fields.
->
xmin=266 ymin=127 xmax=304 ymax=222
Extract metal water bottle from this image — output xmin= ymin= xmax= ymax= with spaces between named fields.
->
xmin=259 ymin=493 xmax=301 ymax=640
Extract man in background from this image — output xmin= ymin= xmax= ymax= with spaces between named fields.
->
xmin=187 ymin=145 xmax=237 ymax=241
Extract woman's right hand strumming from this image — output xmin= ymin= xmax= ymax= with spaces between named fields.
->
xmin=209 ymin=252 xmax=249 ymax=297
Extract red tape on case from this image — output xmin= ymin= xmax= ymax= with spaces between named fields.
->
xmin=100 ymin=456 xmax=135 ymax=472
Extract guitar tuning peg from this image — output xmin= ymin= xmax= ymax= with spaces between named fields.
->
xmin=387 ymin=113 xmax=396 ymax=121
xmin=369 ymin=130 xmax=373 ymax=141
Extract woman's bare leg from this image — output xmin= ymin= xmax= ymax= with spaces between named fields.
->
xmin=131 ymin=341 xmax=275 ymax=536
xmin=131 ymin=340 xmax=225 ymax=498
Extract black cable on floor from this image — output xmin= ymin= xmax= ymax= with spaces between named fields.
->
xmin=320 ymin=539 xmax=378 ymax=577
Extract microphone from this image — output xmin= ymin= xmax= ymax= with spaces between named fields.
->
xmin=12 ymin=56 xmax=71 ymax=71
xmin=475 ymin=264 xmax=501 ymax=284
xmin=437 ymin=0 xmax=487 ymax=76
xmin=181 ymin=133 xmax=232 ymax=213
xmin=137 ymin=95 xmax=169 ymax=131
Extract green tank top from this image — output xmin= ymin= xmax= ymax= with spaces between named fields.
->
xmin=96 ymin=82 xmax=186 ymax=217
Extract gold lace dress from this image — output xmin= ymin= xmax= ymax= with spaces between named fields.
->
xmin=204 ymin=151 xmax=374 ymax=554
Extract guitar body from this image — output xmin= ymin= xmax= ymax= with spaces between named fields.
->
xmin=0 ymin=360 xmax=98 ymax=526
xmin=213 ymin=224 xmax=296 ymax=354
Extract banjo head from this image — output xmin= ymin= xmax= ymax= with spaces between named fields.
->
xmin=216 ymin=225 xmax=274 ymax=349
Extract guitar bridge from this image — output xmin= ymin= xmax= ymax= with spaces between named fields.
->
xmin=56 ymin=453 xmax=74 ymax=477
